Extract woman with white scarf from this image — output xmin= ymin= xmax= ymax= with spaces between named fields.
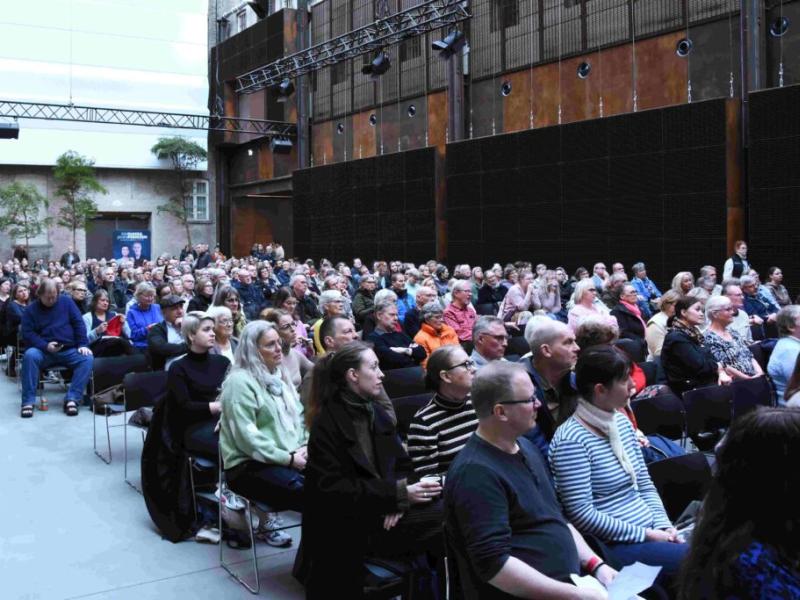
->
xmin=219 ymin=320 xmax=307 ymax=547
xmin=549 ymin=346 xmax=687 ymax=589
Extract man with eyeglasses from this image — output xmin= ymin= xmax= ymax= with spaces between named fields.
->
xmin=471 ymin=316 xmax=509 ymax=368
xmin=721 ymin=281 xmax=753 ymax=343
xmin=444 ymin=280 xmax=477 ymax=343
xmin=67 ymin=281 xmax=90 ymax=313
xmin=445 ymin=361 xmax=616 ymax=599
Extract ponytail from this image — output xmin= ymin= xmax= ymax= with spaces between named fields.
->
xmin=306 ymin=340 xmax=372 ymax=429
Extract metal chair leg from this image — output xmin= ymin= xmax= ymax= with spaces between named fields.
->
xmin=92 ymin=400 xmax=112 ymax=465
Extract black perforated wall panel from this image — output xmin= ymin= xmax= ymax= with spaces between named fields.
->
xmin=446 ymin=98 xmax=730 ymax=288
xmin=292 ymin=148 xmax=437 ymax=263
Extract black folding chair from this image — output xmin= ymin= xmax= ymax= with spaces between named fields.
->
xmin=91 ymin=354 xmax=149 ymax=465
xmin=647 ymin=452 xmax=712 ymax=522
xmin=748 ymin=339 xmax=777 ymax=373
xmin=505 ymin=336 xmax=530 ymax=357
xmin=392 ymin=393 xmax=435 ymax=439
xmin=122 ymin=370 xmax=168 ymax=491
xmin=683 ymin=384 xmax=733 ymax=452
xmin=631 ymin=390 xmax=686 ymax=441
xmin=731 ymin=376 xmax=774 ymax=419
xmin=382 ymin=366 xmax=425 ymax=399
xmin=474 ymin=303 xmax=497 ymax=316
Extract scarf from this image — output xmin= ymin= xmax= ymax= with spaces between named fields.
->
xmin=621 ymin=300 xmax=647 ymax=332
xmin=261 ymin=366 xmax=298 ymax=436
xmin=575 ymin=398 xmax=638 ymax=490
xmin=672 ymin=318 xmax=704 ymax=346
xmin=340 ymin=388 xmax=375 ymax=425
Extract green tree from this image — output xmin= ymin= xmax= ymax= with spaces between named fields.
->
xmin=151 ymin=136 xmax=207 ymax=247
xmin=53 ymin=151 xmax=107 ymax=250
xmin=0 ymin=181 xmax=52 ymax=256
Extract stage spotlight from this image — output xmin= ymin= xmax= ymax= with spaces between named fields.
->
xmin=361 ymin=51 xmax=391 ymax=78
xmin=273 ymin=78 xmax=295 ymax=102
xmin=369 ymin=114 xmax=377 ymax=126
xmin=500 ymin=81 xmax=512 ymax=97
xmin=770 ymin=16 xmax=789 ymax=37
xmin=577 ymin=62 xmax=591 ymax=79
xmin=432 ymin=30 xmax=466 ymax=59
xmin=407 ymin=105 xmax=416 ymax=117
xmin=0 ymin=123 xmax=19 ymax=139
xmin=270 ymin=137 xmax=293 ymax=154
xmin=336 ymin=123 xmax=345 ymax=134
xmin=676 ymin=38 xmax=693 ymax=57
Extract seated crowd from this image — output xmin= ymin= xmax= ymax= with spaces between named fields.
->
xmin=4 ymin=237 xmax=800 ymax=599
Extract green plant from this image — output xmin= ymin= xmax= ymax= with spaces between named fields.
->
xmin=53 ymin=151 xmax=107 ymax=250
xmin=0 ymin=181 xmax=52 ymax=255
xmin=151 ymin=136 xmax=207 ymax=246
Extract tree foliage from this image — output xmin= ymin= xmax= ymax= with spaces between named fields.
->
xmin=53 ymin=151 xmax=107 ymax=249
xmin=151 ymin=136 xmax=207 ymax=247
xmin=0 ymin=181 xmax=52 ymax=255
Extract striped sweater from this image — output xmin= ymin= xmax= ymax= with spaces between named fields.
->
xmin=407 ymin=394 xmax=479 ymax=477
xmin=549 ymin=412 xmax=672 ymax=543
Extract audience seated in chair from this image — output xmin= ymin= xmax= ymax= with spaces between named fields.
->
xmin=300 ymin=341 xmax=444 ymax=597
xmin=19 ymin=278 xmax=93 ymax=418
xmin=407 ymin=346 xmax=478 ymax=477
xmin=367 ymin=300 xmax=426 ymax=371
xmin=703 ymin=295 xmax=763 ymax=381
xmin=403 ymin=286 xmax=438 ymax=339
xmin=206 ymin=305 xmax=238 ymax=362
xmin=127 ymin=282 xmax=162 ymax=352
xmin=219 ymin=321 xmax=307 ymax=547
xmin=444 ymin=280 xmax=477 ymax=343
xmin=470 ymin=316 xmax=509 ymax=368
xmin=83 ymin=288 xmax=133 ymax=357
xmin=147 ymin=295 xmax=188 ymax=371
xmin=261 ymin=308 xmax=314 ymax=389
xmin=681 ymin=408 xmax=800 ymax=599
xmin=568 ymin=279 xmax=618 ymax=334
xmin=413 ymin=301 xmax=460 ymax=368
xmin=767 ymin=305 xmax=800 ymax=404
xmin=609 ymin=283 xmax=648 ymax=362
xmin=444 ymin=361 xmax=618 ymax=599
xmin=645 ymin=290 xmax=681 ymax=359
xmin=549 ymin=347 xmax=687 ymax=591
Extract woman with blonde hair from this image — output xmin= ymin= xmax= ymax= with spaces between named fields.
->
xmin=670 ymin=271 xmax=695 ymax=295
xmin=645 ymin=290 xmax=681 ymax=359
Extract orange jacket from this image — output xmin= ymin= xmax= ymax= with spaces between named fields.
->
xmin=413 ymin=322 xmax=461 ymax=368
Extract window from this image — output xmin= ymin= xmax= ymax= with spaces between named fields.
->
xmin=189 ymin=180 xmax=209 ymax=221
xmin=237 ymin=9 xmax=248 ymax=33
xmin=491 ymin=0 xmax=519 ymax=31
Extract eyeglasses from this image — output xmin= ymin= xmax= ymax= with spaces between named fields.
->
xmin=497 ymin=393 xmax=537 ymax=406
xmin=217 ymin=318 xmax=233 ymax=325
xmin=445 ymin=359 xmax=476 ymax=371
xmin=74 ymin=288 xmax=87 ymax=293
xmin=482 ymin=332 xmax=509 ymax=343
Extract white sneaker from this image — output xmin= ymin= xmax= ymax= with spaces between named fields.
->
xmin=256 ymin=513 xmax=292 ymax=547
xmin=195 ymin=526 xmax=220 ymax=544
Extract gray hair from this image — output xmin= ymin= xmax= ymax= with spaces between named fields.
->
xmin=319 ymin=290 xmax=344 ymax=308
xmin=374 ymin=298 xmax=397 ymax=314
xmin=699 ymin=265 xmax=717 ymax=278
xmin=705 ymin=295 xmax=732 ymax=320
xmin=776 ymin=305 xmax=800 ymax=337
xmin=181 ymin=311 xmax=215 ymax=343
xmin=525 ymin=315 xmax=570 ymax=359
xmin=471 ymin=361 xmax=526 ymax=419
xmin=230 ymin=321 xmax=294 ymax=392
xmin=206 ymin=305 xmax=232 ymax=323
xmin=289 ymin=273 xmax=307 ymax=287
xmin=374 ymin=289 xmax=398 ymax=305
xmin=452 ymin=279 xmax=471 ymax=293
xmin=573 ymin=278 xmax=597 ymax=304
xmin=739 ymin=275 xmax=756 ymax=288
xmin=473 ymin=315 xmax=505 ymax=339
xmin=631 ymin=262 xmax=646 ymax=275
xmin=421 ymin=301 xmax=444 ymax=321
xmin=721 ymin=279 xmax=741 ymax=296
xmin=406 ymin=268 xmax=420 ymax=280
xmin=687 ymin=287 xmax=709 ymax=305
xmin=415 ymin=286 xmax=437 ymax=302
xmin=134 ymin=282 xmax=156 ymax=301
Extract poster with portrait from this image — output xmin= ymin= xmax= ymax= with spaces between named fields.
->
xmin=113 ymin=230 xmax=151 ymax=266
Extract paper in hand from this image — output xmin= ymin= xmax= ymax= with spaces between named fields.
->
xmin=571 ymin=562 xmax=661 ymax=600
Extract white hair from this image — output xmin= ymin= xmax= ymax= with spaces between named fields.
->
xmin=524 ymin=316 xmax=570 ymax=359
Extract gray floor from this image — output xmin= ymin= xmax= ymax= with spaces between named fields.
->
xmin=0 ymin=372 xmax=305 ymax=600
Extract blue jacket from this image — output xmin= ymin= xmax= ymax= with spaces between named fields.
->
xmin=21 ymin=295 xmax=88 ymax=351
xmin=395 ymin=289 xmax=416 ymax=323
xmin=127 ymin=302 xmax=163 ymax=348
xmin=631 ymin=276 xmax=662 ymax=302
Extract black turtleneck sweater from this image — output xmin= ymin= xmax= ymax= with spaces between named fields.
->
xmin=166 ymin=350 xmax=230 ymax=442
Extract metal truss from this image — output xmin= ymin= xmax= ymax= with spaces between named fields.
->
xmin=0 ymin=100 xmax=297 ymax=136
xmin=235 ymin=0 xmax=470 ymax=94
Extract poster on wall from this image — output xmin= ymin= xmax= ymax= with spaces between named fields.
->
xmin=113 ymin=230 xmax=151 ymax=266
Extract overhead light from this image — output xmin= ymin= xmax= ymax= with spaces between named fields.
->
xmin=336 ymin=123 xmax=345 ymax=134
xmin=577 ymin=62 xmax=591 ymax=79
xmin=369 ymin=114 xmax=377 ymax=126
xmin=770 ymin=16 xmax=789 ymax=37
xmin=407 ymin=105 xmax=416 ymax=117
xmin=432 ymin=30 xmax=466 ymax=59
xmin=361 ymin=51 xmax=391 ymax=79
xmin=273 ymin=78 xmax=295 ymax=102
xmin=676 ymin=38 xmax=693 ymax=57
xmin=270 ymin=137 xmax=293 ymax=154
xmin=0 ymin=122 xmax=19 ymax=139
xmin=500 ymin=81 xmax=512 ymax=97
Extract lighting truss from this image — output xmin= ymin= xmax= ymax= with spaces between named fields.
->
xmin=235 ymin=0 xmax=470 ymax=94
xmin=0 ymin=100 xmax=297 ymax=136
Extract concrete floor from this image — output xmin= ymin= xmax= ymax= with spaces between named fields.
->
xmin=0 ymin=373 xmax=305 ymax=600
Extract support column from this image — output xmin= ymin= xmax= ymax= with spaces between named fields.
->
xmin=296 ymin=0 xmax=311 ymax=168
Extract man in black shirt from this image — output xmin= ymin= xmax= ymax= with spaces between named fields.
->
xmin=444 ymin=361 xmax=615 ymax=599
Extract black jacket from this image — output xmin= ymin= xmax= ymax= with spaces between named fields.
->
xmin=186 ymin=293 xmax=211 ymax=313
xmin=296 ymin=293 xmax=321 ymax=326
xmin=147 ymin=321 xmax=189 ymax=371
xmin=301 ymin=398 xmax=408 ymax=597
xmin=610 ymin=303 xmax=648 ymax=362
xmin=661 ymin=328 xmax=719 ymax=395
xmin=477 ymin=283 xmax=507 ymax=309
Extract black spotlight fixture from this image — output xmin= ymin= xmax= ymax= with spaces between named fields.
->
xmin=273 ymin=78 xmax=295 ymax=102
xmin=0 ymin=122 xmax=19 ymax=139
xmin=500 ymin=81 xmax=512 ymax=97
xmin=336 ymin=123 xmax=345 ymax=134
xmin=770 ymin=16 xmax=789 ymax=37
xmin=676 ymin=38 xmax=693 ymax=57
xmin=369 ymin=114 xmax=377 ymax=126
xmin=432 ymin=30 xmax=466 ymax=59
xmin=361 ymin=51 xmax=391 ymax=78
xmin=270 ymin=137 xmax=293 ymax=154
xmin=407 ymin=105 xmax=416 ymax=117
xmin=577 ymin=62 xmax=591 ymax=79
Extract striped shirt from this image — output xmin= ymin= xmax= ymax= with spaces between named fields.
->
xmin=549 ymin=412 xmax=672 ymax=544
xmin=407 ymin=394 xmax=479 ymax=477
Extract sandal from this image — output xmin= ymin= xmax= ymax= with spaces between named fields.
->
xmin=64 ymin=400 xmax=79 ymax=417
xmin=20 ymin=405 xmax=34 ymax=419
